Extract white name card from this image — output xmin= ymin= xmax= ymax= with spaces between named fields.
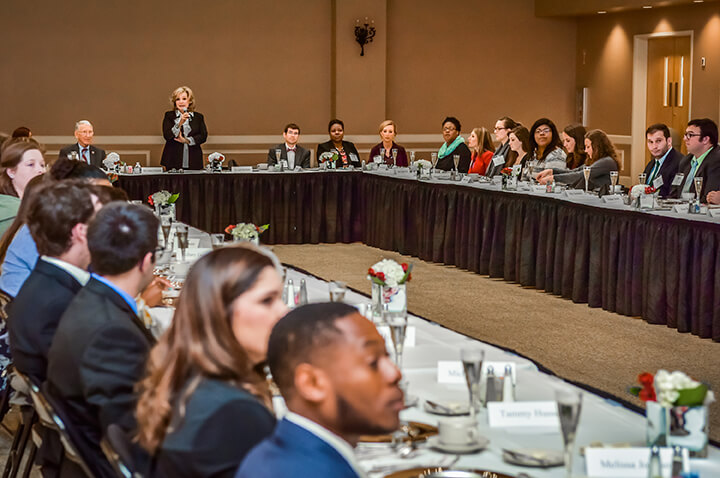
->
xmin=142 ymin=167 xmax=164 ymax=174
xmin=602 ymin=195 xmax=624 ymax=205
xmin=585 ymin=447 xmax=677 ymax=478
xmin=182 ymin=247 xmax=211 ymax=261
xmin=653 ymin=176 xmax=664 ymax=188
xmin=708 ymin=208 xmax=720 ymax=218
xmin=460 ymin=176 xmax=473 ymax=183
xmin=437 ymin=360 xmax=466 ymax=384
xmin=231 ymin=166 xmax=253 ymax=172
xmin=673 ymin=204 xmax=688 ymax=214
xmin=487 ymin=401 xmax=559 ymax=428
xmin=187 ymin=238 xmax=201 ymax=249
xmin=376 ymin=325 xmax=416 ymax=351
xmin=532 ymin=185 xmax=547 ymax=193
xmin=565 ymin=189 xmax=585 ymax=197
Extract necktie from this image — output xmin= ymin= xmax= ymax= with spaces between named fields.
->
xmin=682 ymin=159 xmax=699 ymax=195
xmin=82 ymin=148 xmax=89 ymax=164
xmin=648 ymin=160 xmax=661 ymax=184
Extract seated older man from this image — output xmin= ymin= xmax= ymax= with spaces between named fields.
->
xmin=236 ymin=302 xmax=404 ymax=478
xmin=58 ymin=120 xmax=106 ymax=167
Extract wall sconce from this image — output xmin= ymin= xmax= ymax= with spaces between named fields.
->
xmin=354 ymin=17 xmax=376 ymax=56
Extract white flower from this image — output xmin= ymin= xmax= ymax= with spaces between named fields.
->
xmin=654 ymin=369 xmax=702 ymax=407
xmin=371 ymin=259 xmax=406 ymax=286
xmin=103 ymin=152 xmax=120 ymax=169
xmin=416 ymin=159 xmax=432 ymax=169
xmin=208 ymin=152 xmax=225 ymax=163
xmin=152 ymin=190 xmax=172 ymax=205
xmin=630 ymin=184 xmax=648 ymax=200
xmin=230 ymin=223 xmax=260 ymax=239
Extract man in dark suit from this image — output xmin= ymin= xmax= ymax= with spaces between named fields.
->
xmin=237 ymin=303 xmax=404 ymax=478
xmin=47 ymin=203 xmax=158 ymax=477
xmin=669 ymin=118 xmax=719 ymax=203
xmin=58 ymin=120 xmax=106 ymax=168
xmin=267 ymin=123 xmax=311 ymax=169
xmin=643 ymin=123 xmax=682 ymax=197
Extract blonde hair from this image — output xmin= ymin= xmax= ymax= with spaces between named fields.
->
xmin=378 ymin=120 xmax=397 ymax=136
xmin=170 ymin=86 xmax=195 ymax=112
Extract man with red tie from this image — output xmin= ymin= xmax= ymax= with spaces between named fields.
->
xmin=267 ymin=123 xmax=311 ymax=169
xmin=58 ymin=120 xmax=106 ymax=168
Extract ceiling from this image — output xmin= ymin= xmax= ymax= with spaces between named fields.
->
xmin=535 ymin=0 xmax=718 ymax=17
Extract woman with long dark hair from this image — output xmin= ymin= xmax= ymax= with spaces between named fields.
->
xmin=562 ymin=123 xmax=588 ymax=169
xmin=529 ymin=118 xmax=567 ymax=170
xmin=136 ymin=246 xmax=287 ymax=478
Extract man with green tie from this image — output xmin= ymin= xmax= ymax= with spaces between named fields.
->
xmin=669 ymin=118 xmax=719 ymax=203
xmin=642 ymin=123 xmax=682 ymax=197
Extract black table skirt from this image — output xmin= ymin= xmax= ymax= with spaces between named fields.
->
xmin=117 ymin=173 xmax=720 ymax=341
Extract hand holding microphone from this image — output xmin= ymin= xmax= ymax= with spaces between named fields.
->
xmin=178 ymin=107 xmax=190 ymax=126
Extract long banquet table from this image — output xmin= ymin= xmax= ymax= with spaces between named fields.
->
xmin=118 ymin=170 xmax=720 ymax=341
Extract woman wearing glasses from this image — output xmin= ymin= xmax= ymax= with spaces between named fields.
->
xmin=529 ymin=118 xmax=567 ymax=172
xmin=485 ymin=116 xmax=517 ymax=177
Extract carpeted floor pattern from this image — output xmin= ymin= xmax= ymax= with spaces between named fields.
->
xmin=273 ymin=242 xmax=720 ymax=444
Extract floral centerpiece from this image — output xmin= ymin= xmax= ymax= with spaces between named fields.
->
xmin=224 ymin=222 xmax=269 ymax=245
xmin=148 ymin=190 xmax=179 ymax=218
xmin=630 ymin=185 xmax=657 ymax=209
xmin=207 ymin=152 xmax=225 ymax=172
xmin=415 ymin=159 xmax=432 ymax=179
xmin=367 ymin=259 xmax=412 ymax=321
xmin=102 ymin=152 xmax=123 ymax=172
xmin=318 ymin=151 xmax=338 ymax=168
xmin=630 ymin=370 xmax=714 ymax=455
xmin=501 ymin=167 xmax=518 ymax=190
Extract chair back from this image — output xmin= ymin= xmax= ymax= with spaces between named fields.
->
xmin=101 ymin=423 xmax=144 ymax=478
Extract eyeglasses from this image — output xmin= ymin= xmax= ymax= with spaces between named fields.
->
xmin=535 ymin=128 xmax=552 ymax=135
xmin=684 ymin=132 xmax=702 ymax=139
xmin=442 ymin=127 xmax=457 ymax=133
xmin=151 ymin=246 xmax=166 ymax=262
xmin=493 ymin=127 xmax=508 ymax=132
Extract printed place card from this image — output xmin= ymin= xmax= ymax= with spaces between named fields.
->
xmin=487 ymin=401 xmax=559 ymax=428
xmin=231 ymin=166 xmax=253 ymax=172
xmin=376 ymin=325 xmax=416 ymax=351
xmin=564 ymin=189 xmax=585 ymax=197
xmin=708 ymin=208 xmax=720 ymax=218
xmin=602 ymin=195 xmax=624 ymax=205
xmin=532 ymin=185 xmax=547 ymax=193
xmin=585 ymin=447 xmax=676 ymax=478
xmin=437 ymin=360 xmax=466 ymax=384
xmin=142 ymin=167 xmax=164 ymax=174
xmin=461 ymin=176 xmax=473 ymax=183
xmin=673 ymin=204 xmax=688 ymax=214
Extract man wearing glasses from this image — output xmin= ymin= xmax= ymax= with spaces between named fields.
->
xmin=58 ymin=120 xmax=106 ymax=167
xmin=669 ymin=118 xmax=719 ymax=202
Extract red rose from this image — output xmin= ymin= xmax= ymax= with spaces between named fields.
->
xmin=147 ymin=194 xmax=154 ymax=206
xmin=376 ymin=272 xmax=385 ymax=281
xmin=401 ymin=263 xmax=408 ymax=272
xmin=224 ymin=225 xmax=236 ymax=234
xmin=644 ymin=186 xmax=656 ymax=195
xmin=638 ymin=372 xmax=654 ymax=387
xmin=368 ymin=268 xmax=375 ymax=276
xmin=639 ymin=387 xmax=657 ymax=402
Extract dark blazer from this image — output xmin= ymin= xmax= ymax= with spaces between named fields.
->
xmin=369 ymin=142 xmax=409 ymax=167
xmin=58 ymin=143 xmax=105 ymax=169
xmin=642 ymin=147 xmax=682 ymax=197
xmin=7 ymin=259 xmax=83 ymax=384
xmin=316 ymin=140 xmax=361 ymax=168
xmin=267 ymin=143 xmax=311 ymax=169
xmin=47 ymin=277 xmax=155 ymax=478
xmin=554 ymin=156 xmax=619 ymax=191
xmin=485 ymin=142 xmax=511 ymax=177
xmin=161 ymin=111 xmax=208 ymax=170
xmin=236 ymin=418 xmax=360 ymax=478
xmin=669 ymin=146 xmax=720 ymax=202
xmin=154 ymin=378 xmax=275 ymax=478
xmin=436 ymin=141 xmax=472 ymax=173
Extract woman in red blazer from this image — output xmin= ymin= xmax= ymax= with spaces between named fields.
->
xmin=467 ymin=127 xmax=495 ymax=175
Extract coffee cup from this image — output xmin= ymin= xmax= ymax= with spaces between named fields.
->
xmin=437 ymin=417 xmax=478 ymax=447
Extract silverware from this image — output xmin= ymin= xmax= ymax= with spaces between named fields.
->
xmin=426 ymin=400 xmax=454 ymax=414
xmin=502 ymin=448 xmax=549 ymax=466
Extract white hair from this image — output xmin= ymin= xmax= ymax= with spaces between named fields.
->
xmin=74 ymin=120 xmax=93 ymax=131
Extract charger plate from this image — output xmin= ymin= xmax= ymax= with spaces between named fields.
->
xmin=360 ymin=421 xmax=438 ymax=443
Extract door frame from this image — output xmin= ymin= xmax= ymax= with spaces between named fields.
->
xmin=631 ymin=31 xmax=693 ymax=178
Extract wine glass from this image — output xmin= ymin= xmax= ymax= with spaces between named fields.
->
xmin=461 ymin=347 xmax=484 ymax=418
xmin=409 ymin=151 xmax=416 ymax=166
xmin=583 ymin=166 xmax=591 ymax=193
xmin=328 ymin=281 xmax=347 ymax=302
xmin=694 ymin=176 xmax=704 ymax=202
xmin=160 ymin=215 xmax=173 ymax=249
xmin=556 ymin=389 xmax=583 ymax=478
xmin=392 ymin=148 xmax=398 ymax=168
xmin=380 ymin=148 xmax=386 ymax=165
xmin=275 ymin=148 xmax=282 ymax=164
xmin=610 ymin=171 xmax=619 ymax=194
xmin=175 ymin=224 xmax=189 ymax=262
xmin=387 ymin=315 xmax=408 ymax=370
xmin=431 ymin=152 xmax=438 ymax=173
xmin=453 ymin=154 xmax=460 ymax=172
xmin=638 ymin=172 xmax=647 ymax=185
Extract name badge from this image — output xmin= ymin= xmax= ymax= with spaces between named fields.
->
xmin=671 ymin=173 xmax=684 ymax=186
xmin=585 ymin=447 xmax=677 ymax=478
xmin=487 ymin=401 xmax=559 ymax=428
xmin=492 ymin=154 xmax=505 ymax=166
xmin=376 ymin=325 xmax=416 ymax=352
xmin=602 ymin=195 xmax=624 ymax=205
xmin=437 ymin=360 xmax=466 ymax=384
xmin=653 ymin=176 xmax=664 ymax=188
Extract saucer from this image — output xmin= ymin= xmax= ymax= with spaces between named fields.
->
xmin=427 ymin=435 xmax=489 ymax=454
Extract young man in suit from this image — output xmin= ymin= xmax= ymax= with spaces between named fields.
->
xmin=58 ymin=120 xmax=106 ymax=168
xmin=669 ymin=118 xmax=720 ymax=202
xmin=47 ymin=202 xmax=158 ymax=477
xmin=267 ymin=123 xmax=311 ymax=169
xmin=643 ymin=123 xmax=682 ymax=197
xmin=237 ymin=303 xmax=404 ymax=478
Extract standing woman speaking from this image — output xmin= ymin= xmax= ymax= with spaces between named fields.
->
xmin=161 ymin=86 xmax=208 ymax=170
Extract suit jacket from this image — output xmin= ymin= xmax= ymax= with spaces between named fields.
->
xmin=316 ymin=140 xmax=361 ymax=168
xmin=7 ymin=259 xmax=83 ymax=384
xmin=161 ymin=110 xmax=208 ymax=170
xmin=58 ymin=143 xmax=106 ymax=168
xmin=669 ymin=146 xmax=720 ymax=202
xmin=236 ymin=418 xmax=360 ymax=478
xmin=436 ymin=141 xmax=472 ymax=173
xmin=47 ymin=277 xmax=155 ymax=478
xmin=485 ymin=142 xmax=511 ymax=177
xmin=554 ymin=156 xmax=619 ymax=191
xmin=267 ymin=143 xmax=311 ymax=169
xmin=642 ymin=147 xmax=682 ymax=197
xmin=154 ymin=378 xmax=275 ymax=478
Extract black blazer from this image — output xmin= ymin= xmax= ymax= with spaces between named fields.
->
xmin=47 ymin=277 xmax=155 ymax=477
xmin=57 ymin=143 xmax=106 ymax=169
xmin=153 ymin=378 xmax=276 ymax=478
xmin=669 ymin=146 xmax=720 ymax=202
xmin=7 ymin=259 xmax=83 ymax=384
xmin=161 ymin=111 xmax=208 ymax=170
xmin=485 ymin=142 xmax=511 ymax=177
xmin=642 ymin=147 xmax=683 ymax=197
xmin=436 ymin=142 xmax=472 ymax=173
xmin=316 ymin=140 xmax=361 ymax=167
xmin=267 ymin=143 xmax=311 ymax=168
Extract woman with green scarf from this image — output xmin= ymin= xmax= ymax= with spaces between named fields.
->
xmin=437 ymin=117 xmax=471 ymax=173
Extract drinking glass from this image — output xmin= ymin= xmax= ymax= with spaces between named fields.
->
xmin=387 ymin=315 xmax=408 ymax=370
xmin=380 ymin=148 xmax=386 ymax=165
xmin=176 ymin=224 xmax=189 ymax=262
xmin=460 ymin=347 xmax=484 ymax=418
xmin=409 ymin=151 xmax=416 ymax=166
xmin=638 ymin=173 xmax=647 ymax=185
xmin=610 ymin=171 xmax=619 ymax=193
xmin=453 ymin=154 xmax=460 ymax=172
xmin=391 ymin=148 xmax=398 ymax=168
xmin=328 ymin=281 xmax=347 ymax=302
xmin=431 ymin=152 xmax=438 ymax=172
xmin=694 ymin=176 xmax=704 ymax=202
xmin=275 ymin=148 xmax=282 ymax=164
xmin=373 ymin=155 xmax=383 ymax=167
xmin=160 ymin=215 xmax=173 ymax=249
xmin=583 ymin=166 xmax=592 ymax=193
xmin=556 ymin=389 xmax=583 ymax=478
xmin=210 ymin=233 xmax=225 ymax=250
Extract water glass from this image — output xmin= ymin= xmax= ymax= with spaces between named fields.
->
xmin=328 ymin=281 xmax=347 ymax=302
xmin=556 ymin=389 xmax=583 ymax=478
xmin=160 ymin=216 xmax=173 ymax=249
xmin=610 ymin=171 xmax=619 ymax=193
xmin=176 ymin=224 xmax=189 ymax=262
xmin=460 ymin=347 xmax=484 ymax=417
xmin=387 ymin=315 xmax=408 ymax=370
xmin=638 ymin=173 xmax=647 ymax=185
xmin=583 ymin=166 xmax=592 ymax=193
xmin=210 ymin=234 xmax=225 ymax=250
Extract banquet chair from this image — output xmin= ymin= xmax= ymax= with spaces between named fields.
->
xmin=101 ymin=423 xmax=144 ymax=478
xmin=0 ymin=381 xmax=36 ymax=478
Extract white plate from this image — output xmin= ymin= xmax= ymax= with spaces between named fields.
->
xmin=427 ymin=435 xmax=489 ymax=454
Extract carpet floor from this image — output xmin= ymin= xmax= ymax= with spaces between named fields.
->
xmin=272 ymin=242 xmax=720 ymax=444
